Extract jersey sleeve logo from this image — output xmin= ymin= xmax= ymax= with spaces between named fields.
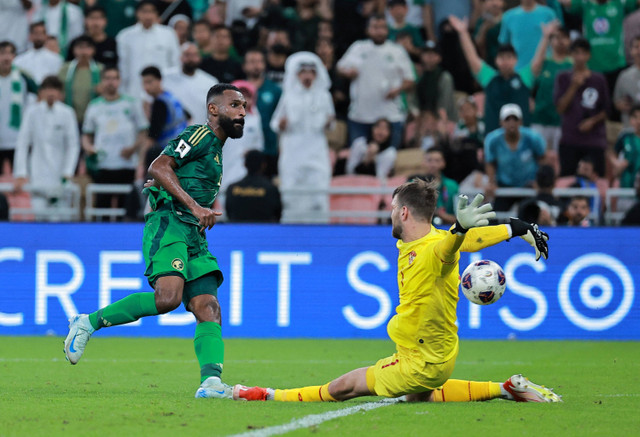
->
xmin=175 ymin=139 xmax=192 ymax=158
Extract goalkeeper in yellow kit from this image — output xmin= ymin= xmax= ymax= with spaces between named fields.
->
xmin=233 ymin=179 xmax=562 ymax=403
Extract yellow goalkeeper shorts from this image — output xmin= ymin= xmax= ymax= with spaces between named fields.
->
xmin=367 ymin=343 xmax=458 ymax=398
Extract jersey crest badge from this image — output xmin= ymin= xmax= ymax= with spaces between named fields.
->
xmin=171 ymin=258 xmax=185 ymax=271
xmin=175 ymin=139 xmax=191 ymax=158
xmin=408 ymin=250 xmax=417 ymax=265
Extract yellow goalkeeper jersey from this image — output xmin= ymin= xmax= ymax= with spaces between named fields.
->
xmin=387 ymin=225 xmax=509 ymax=363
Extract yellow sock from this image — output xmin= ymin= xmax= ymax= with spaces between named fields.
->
xmin=274 ymin=383 xmax=336 ymax=402
xmin=431 ymin=380 xmax=503 ymax=402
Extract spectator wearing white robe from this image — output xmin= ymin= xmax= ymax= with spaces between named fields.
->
xmin=116 ymin=1 xmax=180 ymax=99
xmin=271 ymin=52 xmax=335 ymax=223
xmin=37 ymin=0 xmax=84 ymax=57
xmin=0 ymin=0 xmax=30 ymax=54
xmin=163 ymin=42 xmax=218 ymax=126
xmin=13 ymin=76 xmax=80 ymax=219
xmin=14 ymin=21 xmax=64 ymax=85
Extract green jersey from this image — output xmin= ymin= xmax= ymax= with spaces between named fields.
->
xmin=475 ymin=61 xmax=534 ymax=132
xmin=533 ymin=57 xmax=573 ymax=126
xmin=569 ymin=0 xmax=637 ymax=72
xmin=437 ymin=176 xmax=459 ymax=215
xmin=614 ymin=132 xmax=640 ymax=188
xmin=147 ymin=124 xmax=224 ymax=225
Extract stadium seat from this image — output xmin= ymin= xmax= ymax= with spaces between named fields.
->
xmin=7 ymin=191 xmax=34 ymax=221
xmin=326 ymin=119 xmax=348 ymax=151
xmin=329 ymin=175 xmax=382 ymax=224
xmin=393 ymin=148 xmax=424 ymax=177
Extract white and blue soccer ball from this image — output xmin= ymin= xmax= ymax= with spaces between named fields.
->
xmin=460 ymin=260 xmax=506 ymax=305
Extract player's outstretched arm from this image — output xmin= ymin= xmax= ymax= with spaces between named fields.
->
xmin=148 ymin=155 xmax=221 ymax=230
xmin=461 ymin=218 xmax=549 ymax=261
xmin=435 ymin=194 xmax=496 ymax=273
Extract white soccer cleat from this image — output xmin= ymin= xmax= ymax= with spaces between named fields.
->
xmin=503 ymin=374 xmax=563 ymax=403
xmin=195 ymin=376 xmax=233 ymax=399
xmin=63 ymin=314 xmax=95 ymax=365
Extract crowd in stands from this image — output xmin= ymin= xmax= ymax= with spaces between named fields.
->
xmin=1 ymin=0 xmax=640 ymax=226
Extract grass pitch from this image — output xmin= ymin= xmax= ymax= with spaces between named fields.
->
xmin=0 ymin=336 xmax=638 ymax=436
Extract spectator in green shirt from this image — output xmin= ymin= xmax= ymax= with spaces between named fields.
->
xmin=530 ymin=22 xmax=573 ymax=173
xmin=449 ymin=14 xmax=534 ymax=134
xmin=474 ymin=0 xmax=504 ymax=68
xmin=612 ymin=105 xmax=640 ymax=187
xmin=388 ymin=0 xmax=424 ymax=59
xmin=560 ymin=0 xmax=639 ymax=93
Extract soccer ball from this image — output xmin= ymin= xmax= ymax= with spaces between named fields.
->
xmin=460 ymin=260 xmax=506 ymax=305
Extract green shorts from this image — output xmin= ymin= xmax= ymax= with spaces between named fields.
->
xmin=142 ymin=209 xmax=223 ymax=308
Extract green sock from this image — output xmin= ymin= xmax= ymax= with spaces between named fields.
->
xmin=194 ymin=322 xmax=224 ymax=383
xmin=88 ymin=292 xmax=159 ymax=330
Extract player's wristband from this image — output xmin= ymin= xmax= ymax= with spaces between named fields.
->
xmin=509 ymin=217 xmax=530 ymax=237
xmin=452 ymin=220 xmax=467 ymax=234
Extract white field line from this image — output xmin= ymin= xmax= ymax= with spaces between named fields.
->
xmin=229 ymin=398 xmax=402 ymax=437
xmin=0 ymin=357 xmax=531 ymax=365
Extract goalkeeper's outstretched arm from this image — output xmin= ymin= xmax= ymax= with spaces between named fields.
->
xmin=460 ymin=218 xmax=550 ymax=261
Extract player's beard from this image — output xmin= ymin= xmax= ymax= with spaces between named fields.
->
xmin=219 ymin=114 xmax=244 ymax=139
xmin=391 ymin=221 xmax=403 ymax=240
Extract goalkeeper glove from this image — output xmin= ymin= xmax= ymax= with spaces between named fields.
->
xmin=453 ymin=194 xmax=496 ymax=234
xmin=510 ymin=217 xmax=549 ymax=261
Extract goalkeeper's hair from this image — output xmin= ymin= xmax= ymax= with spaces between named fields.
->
xmin=393 ymin=179 xmax=439 ymax=222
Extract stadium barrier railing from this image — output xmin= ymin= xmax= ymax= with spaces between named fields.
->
xmin=605 ymin=188 xmax=636 ymax=225
xmin=0 ymin=181 xmax=81 ymax=221
xmin=84 ymin=183 xmax=134 ymax=221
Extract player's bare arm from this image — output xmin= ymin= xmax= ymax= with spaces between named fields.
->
xmin=148 ymin=154 xmax=221 ymax=230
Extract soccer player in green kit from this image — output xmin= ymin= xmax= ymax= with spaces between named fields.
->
xmin=63 ymin=83 xmax=247 ymax=399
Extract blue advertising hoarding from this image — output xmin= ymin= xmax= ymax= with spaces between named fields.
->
xmin=0 ymin=223 xmax=638 ymax=339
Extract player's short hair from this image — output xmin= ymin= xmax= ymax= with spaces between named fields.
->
xmin=570 ymin=37 xmax=591 ymax=52
xmin=392 ymin=178 xmax=439 ymax=222
xmin=578 ymin=155 xmax=594 ymax=167
xmin=629 ymin=104 xmax=640 ymax=117
xmin=136 ymin=0 xmax=157 ymax=12
xmin=554 ymin=26 xmax=570 ymax=38
xmin=206 ymin=83 xmax=242 ymax=104
xmin=368 ymin=14 xmax=387 ymax=26
xmin=244 ymin=47 xmax=265 ymax=59
xmin=101 ymin=65 xmax=120 ymax=78
xmin=633 ymin=35 xmax=640 ymax=45
xmin=85 ymin=6 xmax=106 ymax=18
xmin=74 ymin=35 xmax=96 ymax=48
xmin=536 ymin=165 xmax=556 ymax=190
xmin=193 ymin=19 xmax=211 ymax=30
xmin=141 ymin=66 xmax=162 ymax=80
xmin=29 ymin=21 xmax=46 ymax=32
xmin=570 ymin=195 xmax=590 ymax=206
xmin=245 ymin=150 xmax=265 ymax=174
xmin=211 ymin=24 xmax=231 ymax=35
xmin=40 ymin=75 xmax=63 ymax=90
xmin=426 ymin=146 xmax=446 ymax=160
xmin=496 ymin=44 xmax=517 ymax=57
xmin=0 ymin=40 xmax=16 ymax=54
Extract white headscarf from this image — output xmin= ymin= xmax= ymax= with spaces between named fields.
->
xmin=282 ymin=51 xmax=331 ymax=94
